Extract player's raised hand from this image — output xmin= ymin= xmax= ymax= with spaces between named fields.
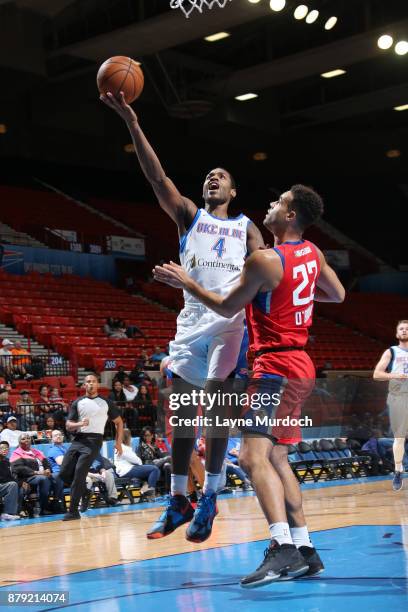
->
xmin=100 ymin=91 xmax=138 ymax=125
xmin=153 ymin=261 xmax=190 ymax=289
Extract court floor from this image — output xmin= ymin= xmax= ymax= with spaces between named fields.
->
xmin=1 ymin=476 xmax=407 ymax=612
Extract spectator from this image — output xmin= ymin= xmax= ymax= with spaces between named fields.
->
xmin=138 ymin=426 xmax=171 ymax=492
xmin=49 ymin=387 xmax=66 ymax=409
xmin=47 ymin=430 xmax=68 ymax=475
xmin=103 ymin=317 xmax=116 ymax=337
xmin=48 ymin=388 xmax=67 ymax=427
xmin=0 ymin=440 xmax=21 ymax=520
xmin=0 ymin=385 xmax=12 ymax=423
xmin=107 ymin=318 xmax=127 ymax=339
xmin=0 ymin=416 xmax=36 ymax=447
xmin=45 ymin=430 xmax=66 ymax=513
xmin=39 ymin=416 xmax=57 ymax=440
xmin=135 ymin=384 xmax=156 ymax=429
xmin=149 ymin=346 xmax=168 ymax=366
xmin=121 ymin=377 xmax=139 ymax=435
xmin=37 ymin=384 xmax=51 ymax=417
xmin=11 ymin=341 xmax=33 ymax=380
xmin=112 ymin=366 xmax=128 ymax=385
xmin=109 ymin=380 xmax=127 ymax=404
xmin=125 ymin=322 xmax=145 ymax=339
xmin=0 ymin=339 xmax=14 ymax=383
xmin=10 ymin=433 xmax=58 ymax=515
xmin=81 ymin=453 xmax=118 ymax=511
xmin=123 ymin=377 xmax=138 ymax=402
xmin=30 ymin=356 xmax=45 ymax=379
xmin=15 ymin=389 xmax=36 ymax=429
xmin=114 ymin=428 xmax=160 ymax=496
xmin=129 ymin=363 xmax=152 ymax=385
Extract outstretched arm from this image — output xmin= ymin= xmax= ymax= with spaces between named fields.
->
xmin=314 ymin=249 xmax=345 ymax=303
xmin=100 ymin=92 xmax=197 ymax=231
xmin=154 ymin=251 xmax=272 ymax=318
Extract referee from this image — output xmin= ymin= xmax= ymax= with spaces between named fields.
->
xmin=60 ymin=373 xmax=123 ymax=521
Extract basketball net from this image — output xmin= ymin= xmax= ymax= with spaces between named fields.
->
xmin=170 ymin=0 xmax=232 ymax=19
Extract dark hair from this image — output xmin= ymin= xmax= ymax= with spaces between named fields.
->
xmin=0 ymin=440 xmax=9 ymax=447
xmin=207 ymin=168 xmax=236 ymax=190
xmin=85 ymin=372 xmax=99 ymax=382
xmin=142 ymin=426 xmax=154 ymax=440
xmin=289 ymin=184 xmax=324 ymax=230
xmin=39 ymin=384 xmax=48 ymax=394
xmin=397 ymin=320 xmax=408 ymax=327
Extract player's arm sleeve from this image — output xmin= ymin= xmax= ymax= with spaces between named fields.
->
xmin=246 ymin=221 xmax=266 ymax=253
xmin=67 ymin=400 xmax=79 ymax=422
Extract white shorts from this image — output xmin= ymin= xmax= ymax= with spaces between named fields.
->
xmin=168 ymin=304 xmax=245 ymax=387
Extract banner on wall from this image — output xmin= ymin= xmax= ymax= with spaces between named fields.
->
xmin=48 ymin=229 xmax=78 ymax=242
xmin=107 ymin=235 xmax=145 ymax=256
xmin=324 ymin=250 xmax=350 ymax=270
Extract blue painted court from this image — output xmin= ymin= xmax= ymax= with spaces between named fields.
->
xmin=2 ymin=523 xmax=407 ymax=612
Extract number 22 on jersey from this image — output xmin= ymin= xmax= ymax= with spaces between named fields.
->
xmin=293 ymin=260 xmax=318 ymax=325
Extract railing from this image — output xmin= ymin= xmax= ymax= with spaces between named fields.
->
xmin=0 ymin=354 xmax=71 ymax=378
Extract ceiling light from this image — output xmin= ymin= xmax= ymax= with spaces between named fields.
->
xmin=377 ymin=34 xmax=393 ymax=50
xmin=294 ymin=5 xmax=308 ymax=20
xmin=124 ymin=144 xmax=135 ymax=153
xmin=253 ymin=152 xmax=268 ymax=161
xmin=395 ymin=40 xmax=408 ymax=55
xmin=247 ymin=0 xmax=261 ymax=3
xmin=269 ymin=0 xmax=286 ymax=12
xmin=386 ymin=149 xmax=401 ymax=159
xmin=0 ymin=124 xmax=6 ymax=134
xmin=324 ymin=16 xmax=338 ymax=31
xmin=235 ymin=93 xmax=258 ymax=101
xmin=394 ymin=103 xmax=408 ymax=111
xmin=305 ymin=9 xmax=319 ymax=24
xmin=321 ymin=68 xmax=346 ymax=79
xmin=204 ymin=31 xmax=230 ymax=42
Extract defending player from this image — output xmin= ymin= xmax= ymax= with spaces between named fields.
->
xmin=101 ymin=92 xmax=264 ymax=542
xmin=373 ymin=320 xmax=408 ymax=491
xmin=154 ymin=185 xmax=345 ymax=587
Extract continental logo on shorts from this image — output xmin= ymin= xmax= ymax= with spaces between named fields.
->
xmin=294 ymin=246 xmax=312 ymax=257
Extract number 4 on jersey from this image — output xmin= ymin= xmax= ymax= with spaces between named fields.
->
xmin=212 ymin=237 xmax=226 ymax=258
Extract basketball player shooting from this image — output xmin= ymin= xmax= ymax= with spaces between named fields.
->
xmin=373 ymin=320 xmax=408 ymax=492
xmin=100 ymin=91 xmax=265 ymax=542
xmin=154 ymin=186 xmax=346 ymax=586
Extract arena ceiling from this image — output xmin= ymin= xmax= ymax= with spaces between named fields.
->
xmin=0 ymin=1 xmax=407 ymax=265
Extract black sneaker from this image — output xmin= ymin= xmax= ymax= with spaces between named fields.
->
xmin=240 ymin=540 xmax=309 ymax=589
xmin=298 ymin=546 xmax=325 ymax=576
xmin=80 ymin=491 xmax=92 ymax=512
xmin=62 ymin=511 xmax=81 ymax=521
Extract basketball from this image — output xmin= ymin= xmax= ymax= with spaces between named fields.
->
xmin=97 ymin=56 xmax=144 ymax=104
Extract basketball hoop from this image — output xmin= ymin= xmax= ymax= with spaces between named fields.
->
xmin=170 ymin=0 xmax=232 ymax=19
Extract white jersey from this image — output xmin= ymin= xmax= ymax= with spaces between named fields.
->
xmin=179 ymin=209 xmax=250 ymax=307
xmin=388 ymin=346 xmax=408 ymax=395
